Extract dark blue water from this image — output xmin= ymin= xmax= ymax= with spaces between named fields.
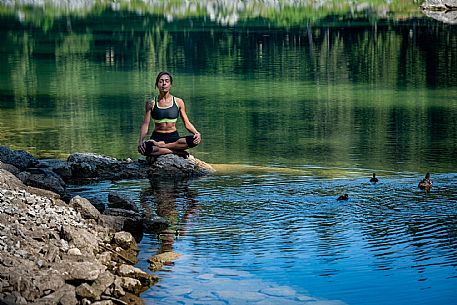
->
xmin=71 ymin=170 xmax=457 ymax=305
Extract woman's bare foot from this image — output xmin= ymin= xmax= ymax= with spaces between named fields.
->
xmin=148 ymin=140 xmax=166 ymax=147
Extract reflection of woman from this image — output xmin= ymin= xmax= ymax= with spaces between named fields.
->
xmin=140 ymin=179 xmax=200 ymax=253
xmin=137 ymin=71 xmax=201 ymax=156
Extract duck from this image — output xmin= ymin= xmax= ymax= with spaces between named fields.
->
xmin=370 ymin=173 xmax=379 ymax=183
xmin=418 ymin=172 xmax=432 ymax=190
xmin=337 ymin=194 xmax=349 ymax=201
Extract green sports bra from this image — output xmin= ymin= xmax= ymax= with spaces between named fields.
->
xmin=150 ymin=96 xmax=180 ymax=123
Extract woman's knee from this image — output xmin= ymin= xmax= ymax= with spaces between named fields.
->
xmin=184 ymin=135 xmax=198 ymax=148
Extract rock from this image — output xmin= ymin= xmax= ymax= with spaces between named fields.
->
xmin=61 ymin=226 xmax=99 ymax=257
xmin=21 ymin=167 xmax=66 ymax=196
xmin=0 ymin=173 xmax=155 ymax=304
xmin=67 ymin=153 xmax=148 ymax=180
xmin=421 ymin=0 xmax=457 ymax=23
xmin=0 ymin=146 xmax=37 ymax=170
xmin=117 ymin=265 xmax=158 ymax=287
xmin=67 ymin=152 xmax=214 ymax=181
xmin=88 ymin=197 xmax=106 ymax=213
xmin=108 ymin=191 xmax=139 ymax=212
xmin=36 ymin=284 xmax=78 ymax=305
xmin=68 ymin=248 xmax=82 ymax=256
xmin=147 ymin=251 xmax=182 ymax=271
xmin=98 ymin=214 xmax=127 ymax=232
xmin=143 ymin=216 xmax=169 ymax=233
xmin=59 ymin=261 xmax=105 ymax=282
xmin=76 ymin=282 xmax=100 ymax=300
xmin=421 ymin=0 xmax=457 ymax=10
xmin=148 ymin=154 xmax=215 ymax=179
xmin=103 ymin=208 xmax=143 ymax=239
xmin=114 ymin=276 xmax=143 ymax=295
xmin=0 ymin=169 xmax=27 ymax=190
xmin=70 ymin=195 xmax=101 ymax=221
xmin=113 ymin=232 xmax=137 ymax=251
xmin=37 ymin=159 xmax=73 ymax=182
xmin=422 ymin=9 xmax=457 ymax=23
xmin=0 ymin=161 xmax=20 ymax=175
xmin=119 ymin=292 xmax=144 ymax=305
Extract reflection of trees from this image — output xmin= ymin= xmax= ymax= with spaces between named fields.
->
xmin=140 ymin=178 xmax=199 ymax=253
xmin=0 ymin=12 xmax=456 ymax=167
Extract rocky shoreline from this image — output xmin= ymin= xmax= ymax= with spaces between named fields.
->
xmin=0 ymin=146 xmax=215 ymax=304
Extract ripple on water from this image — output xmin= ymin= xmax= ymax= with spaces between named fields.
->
xmin=70 ymin=171 xmax=457 ymax=305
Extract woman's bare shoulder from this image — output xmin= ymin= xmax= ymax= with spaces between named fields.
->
xmin=175 ymin=96 xmax=185 ymax=106
xmin=145 ymin=99 xmax=154 ymax=110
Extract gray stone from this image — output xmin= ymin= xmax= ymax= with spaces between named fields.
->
xmin=0 ymin=169 xmax=26 ymax=191
xmin=421 ymin=0 xmax=457 ymax=9
xmin=117 ymin=264 xmax=149 ymax=281
xmin=58 ymin=261 xmax=105 ymax=281
xmin=422 ymin=9 xmax=457 ymax=23
xmin=37 ymin=159 xmax=73 ymax=182
xmin=75 ymin=282 xmax=100 ymax=300
xmin=108 ymin=191 xmax=138 ymax=212
xmin=0 ymin=161 xmax=20 ymax=175
xmin=92 ymin=271 xmax=115 ymax=296
xmin=114 ymin=277 xmax=142 ymax=294
xmin=143 ymin=215 xmax=169 ymax=233
xmin=22 ymin=167 xmax=66 ymax=196
xmin=148 ymin=154 xmax=215 ymax=179
xmin=70 ymin=195 xmax=101 ymax=221
xmin=113 ymin=232 xmax=137 ymax=250
xmin=37 ymin=284 xmax=78 ymax=305
xmin=102 ymin=208 xmax=143 ymax=239
xmin=0 ymin=146 xmax=37 ymax=170
xmin=61 ymin=226 xmax=98 ymax=256
xmin=67 ymin=153 xmax=148 ymax=180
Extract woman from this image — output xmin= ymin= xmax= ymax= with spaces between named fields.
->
xmin=137 ymin=71 xmax=201 ymax=157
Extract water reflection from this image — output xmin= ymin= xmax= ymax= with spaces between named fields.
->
xmin=140 ymin=178 xmax=200 ymax=253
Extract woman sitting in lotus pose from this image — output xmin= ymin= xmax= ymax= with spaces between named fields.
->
xmin=137 ymin=71 xmax=201 ymax=157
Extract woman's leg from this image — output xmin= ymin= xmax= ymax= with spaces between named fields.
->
xmin=150 ymin=138 xmax=189 ymax=150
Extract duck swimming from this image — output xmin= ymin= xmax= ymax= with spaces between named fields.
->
xmin=337 ymin=194 xmax=349 ymax=201
xmin=418 ymin=172 xmax=432 ymax=190
xmin=370 ymin=173 xmax=379 ymax=183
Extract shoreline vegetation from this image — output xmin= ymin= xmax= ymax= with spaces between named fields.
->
xmin=0 ymin=0 xmax=425 ymax=27
xmin=0 ymin=146 xmax=214 ymax=304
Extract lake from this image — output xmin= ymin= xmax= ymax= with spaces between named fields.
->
xmin=1 ymin=1 xmax=457 ymax=304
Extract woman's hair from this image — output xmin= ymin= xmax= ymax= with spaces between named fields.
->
xmin=155 ymin=71 xmax=173 ymax=88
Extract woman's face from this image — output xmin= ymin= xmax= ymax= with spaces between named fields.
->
xmin=157 ymin=74 xmax=172 ymax=93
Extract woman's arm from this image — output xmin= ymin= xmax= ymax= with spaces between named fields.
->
xmin=138 ymin=101 xmax=152 ymax=153
xmin=177 ymin=98 xmax=201 ymax=144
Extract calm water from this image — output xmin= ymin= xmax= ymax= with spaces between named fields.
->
xmin=2 ymin=4 xmax=457 ymax=305
xmin=71 ymin=170 xmax=457 ymax=305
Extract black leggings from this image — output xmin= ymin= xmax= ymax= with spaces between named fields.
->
xmin=144 ymin=131 xmax=196 ymax=155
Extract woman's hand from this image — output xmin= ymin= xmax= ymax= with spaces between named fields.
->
xmin=193 ymin=132 xmax=201 ymax=144
xmin=137 ymin=142 xmax=146 ymax=154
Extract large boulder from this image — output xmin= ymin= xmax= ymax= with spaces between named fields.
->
xmin=148 ymin=154 xmax=215 ymax=179
xmin=37 ymin=159 xmax=73 ymax=181
xmin=67 ymin=153 xmax=148 ymax=180
xmin=17 ymin=167 xmax=66 ymax=196
xmin=67 ymin=152 xmax=215 ymax=181
xmin=0 ymin=146 xmax=37 ymax=170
